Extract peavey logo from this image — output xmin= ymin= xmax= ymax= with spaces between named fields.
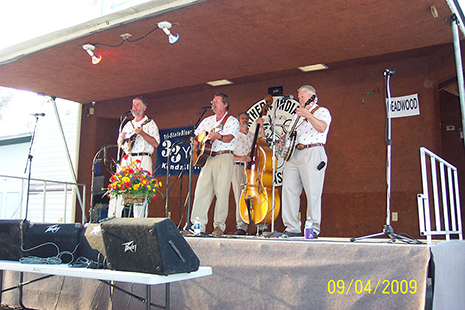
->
xmin=44 ymin=224 xmax=61 ymax=233
xmin=246 ymin=96 xmax=300 ymax=186
xmin=90 ymin=225 xmax=101 ymax=235
xmin=122 ymin=241 xmax=137 ymax=253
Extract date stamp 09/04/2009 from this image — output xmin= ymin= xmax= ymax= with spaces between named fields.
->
xmin=327 ymin=279 xmax=418 ymax=295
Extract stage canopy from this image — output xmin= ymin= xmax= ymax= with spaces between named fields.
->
xmin=0 ymin=0 xmax=460 ymax=104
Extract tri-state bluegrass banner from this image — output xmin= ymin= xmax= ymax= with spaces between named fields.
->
xmin=154 ymin=125 xmax=201 ymax=177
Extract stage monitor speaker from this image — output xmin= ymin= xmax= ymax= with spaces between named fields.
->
xmin=0 ymin=219 xmax=29 ymax=261
xmin=77 ymin=222 xmax=106 ymax=267
xmin=24 ymin=223 xmax=82 ymax=263
xmin=84 ymin=218 xmax=200 ymax=275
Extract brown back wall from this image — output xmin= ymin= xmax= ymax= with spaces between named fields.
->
xmin=78 ymin=43 xmax=461 ymax=238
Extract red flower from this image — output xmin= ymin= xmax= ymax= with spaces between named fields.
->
xmin=135 ymin=159 xmax=141 ymax=164
xmin=123 ymin=154 xmax=129 ymax=160
xmin=152 ymin=196 xmax=158 ymax=200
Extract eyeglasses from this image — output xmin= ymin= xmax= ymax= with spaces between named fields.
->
xmin=210 ymin=100 xmax=223 ymax=104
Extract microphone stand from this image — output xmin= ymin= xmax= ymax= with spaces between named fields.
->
xmin=183 ymin=109 xmax=209 ymax=232
xmin=350 ymin=70 xmax=418 ymax=243
xmin=269 ymin=97 xmax=288 ymax=234
xmin=117 ymin=114 xmax=129 ymax=163
xmin=23 ymin=114 xmax=42 ymax=220
xmin=165 ymin=139 xmax=185 ymax=218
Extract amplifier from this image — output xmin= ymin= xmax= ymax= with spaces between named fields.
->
xmin=0 ymin=219 xmax=29 ymax=261
xmin=24 ymin=223 xmax=82 ymax=263
xmin=83 ymin=218 xmax=200 ymax=275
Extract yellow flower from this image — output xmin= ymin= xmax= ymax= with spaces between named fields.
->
xmin=134 ymin=184 xmax=140 ymax=190
xmin=122 ymin=176 xmax=130 ymax=183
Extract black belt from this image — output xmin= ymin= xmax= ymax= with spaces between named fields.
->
xmin=131 ymin=152 xmax=151 ymax=156
xmin=234 ymin=162 xmax=245 ymax=166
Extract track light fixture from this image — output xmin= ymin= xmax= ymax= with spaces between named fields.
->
xmin=80 ymin=21 xmax=179 ymax=65
xmin=157 ymin=21 xmax=180 ymax=44
xmin=82 ymin=44 xmax=102 ymax=65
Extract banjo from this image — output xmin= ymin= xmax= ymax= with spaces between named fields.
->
xmin=281 ymin=94 xmax=317 ymax=161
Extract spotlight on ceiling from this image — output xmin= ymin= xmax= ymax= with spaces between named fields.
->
xmin=82 ymin=44 xmax=102 ymax=65
xmin=157 ymin=21 xmax=180 ymax=44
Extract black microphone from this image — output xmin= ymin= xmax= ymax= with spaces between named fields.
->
xmin=31 ymin=113 xmax=45 ymax=117
xmin=121 ymin=110 xmax=132 ymax=116
xmin=201 ymin=106 xmax=213 ymax=110
xmin=282 ymin=95 xmax=294 ymax=100
xmin=384 ymin=69 xmax=395 ymax=76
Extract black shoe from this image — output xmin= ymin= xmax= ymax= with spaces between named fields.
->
xmin=283 ymin=231 xmax=303 ymax=237
xmin=234 ymin=229 xmax=247 ymax=235
xmin=313 ymin=232 xmax=319 ymax=239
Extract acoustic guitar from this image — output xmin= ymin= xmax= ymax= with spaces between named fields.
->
xmin=192 ymin=130 xmax=213 ymax=167
xmin=120 ymin=117 xmax=152 ymax=154
xmin=192 ymin=119 xmax=228 ymax=167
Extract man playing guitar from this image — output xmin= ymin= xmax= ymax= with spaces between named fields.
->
xmin=280 ymin=85 xmax=331 ymax=238
xmin=108 ymin=96 xmax=160 ymax=218
xmin=190 ymin=93 xmax=239 ymax=236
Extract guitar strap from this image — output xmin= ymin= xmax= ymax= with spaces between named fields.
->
xmin=219 ymin=113 xmax=231 ymax=129
xmin=310 ymin=106 xmax=320 ymax=114
xmin=296 ymin=105 xmax=320 ymax=129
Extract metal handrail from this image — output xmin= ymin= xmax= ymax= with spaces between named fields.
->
xmin=0 ymin=174 xmax=86 ymax=224
xmin=417 ymin=147 xmax=463 ymax=244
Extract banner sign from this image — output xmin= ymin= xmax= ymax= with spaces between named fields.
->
xmin=388 ymin=93 xmax=420 ymax=118
xmin=154 ymin=126 xmax=201 ymax=177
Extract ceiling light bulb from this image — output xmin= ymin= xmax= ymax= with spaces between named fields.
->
xmin=82 ymin=44 xmax=102 ymax=65
xmin=91 ymin=54 xmax=102 ymax=65
xmin=168 ymin=33 xmax=179 ymax=44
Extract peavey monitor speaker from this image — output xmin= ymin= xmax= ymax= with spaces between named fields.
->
xmin=24 ymin=223 xmax=82 ymax=263
xmin=0 ymin=219 xmax=29 ymax=261
xmin=77 ymin=222 xmax=106 ymax=268
xmin=86 ymin=218 xmax=200 ymax=275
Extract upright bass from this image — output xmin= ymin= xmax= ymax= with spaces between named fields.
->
xmin=239 ymin=96 xmax=280 ymax=226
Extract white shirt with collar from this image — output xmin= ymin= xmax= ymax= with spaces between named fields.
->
xmin=119 ymin=115 xmax=160 ymax=155
xmin=194 ymin=112 xmax=239 ymax=152
xmin=291 ymin=104 xmax=332 ymax=145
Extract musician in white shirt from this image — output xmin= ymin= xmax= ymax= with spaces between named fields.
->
xmin=108 ymin=96 xmax=160 ymax=218
xmin=190 ymin=93 xmax=239 ymax=236
xmin=280 ymin=85 xmax=331 ymax=238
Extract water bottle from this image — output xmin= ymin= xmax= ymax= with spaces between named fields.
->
xmin=304 ymin=217 xmax=313 ymax=240
xmin=193 ymin=217 xmax=201 ymax=235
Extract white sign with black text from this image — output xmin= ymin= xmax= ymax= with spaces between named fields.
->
xmin=388 ymin=93 xmax=420 ymax=118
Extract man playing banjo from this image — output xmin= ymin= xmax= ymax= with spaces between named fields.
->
xmin=279 ymin=85 xmax=331 ymax=238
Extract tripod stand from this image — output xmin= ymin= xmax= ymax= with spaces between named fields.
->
xmin=351 ymin=69 xmax=418 ymax=243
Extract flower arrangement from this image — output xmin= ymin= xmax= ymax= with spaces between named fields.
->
xmin=105 ymin=155 xmax=163 ymax=201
